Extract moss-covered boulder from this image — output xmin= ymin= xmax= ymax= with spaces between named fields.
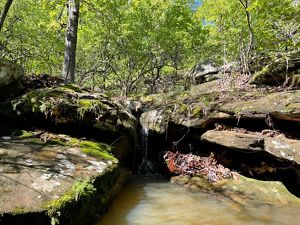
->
xmin=11 ymin=85 xmax=136 ymax=132
xmin=171 ymin=175 xmax=300 ymax=209
xmin=0 ymin=85 xmax=137 ymax=163
xmin=0 ymin=127 xmax=130 ymax=225
xmin=250 ymin=50 xmax=300 ymax=86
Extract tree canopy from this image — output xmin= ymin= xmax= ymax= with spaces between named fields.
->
xmin=0 ymin=0 xmax=299 ymax=95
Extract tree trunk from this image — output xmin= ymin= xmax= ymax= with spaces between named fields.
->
xmin=0 ymin=0 xmax=14 ymax=32
xmin=238 ymin=0 xmax=255 ymax=74
xmin=62 ymin=0 xmax=80 ymax=82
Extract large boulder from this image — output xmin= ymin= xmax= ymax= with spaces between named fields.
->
xmin=0 ymin=84 xmax=137 ymax=165
xmin=189 ymin=62 xmax=220 ymax=84
xmin=201 ymin=130 xmax=300 ymax=165
xmin=9 ymin=85 xmax=136 ymax=135
xmin=201 ymin=130 xmax=264 ymax=152
xmin=0 ymin=127 xmax=130 ymax=225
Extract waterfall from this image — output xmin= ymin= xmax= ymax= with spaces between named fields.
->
xmin=142 ymin=127 xmax=149 ymax=159
xmin=138 ymin=127 xmax=154 ymax=173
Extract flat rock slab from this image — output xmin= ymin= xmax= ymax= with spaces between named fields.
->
xmin=140 ymin=86 xmax=300 ymax=133
xmin=221 ymin=90 xmax=300 ymax=122
xmin=201 ymin=130 xmax=300 ymax=164
xmin=201 ymin=130 xmax=264 ymax=151
xmin=0 ymin=133 xmax=116 ymax=214
xmin=171 ymin=174 xmax=300 ymax=209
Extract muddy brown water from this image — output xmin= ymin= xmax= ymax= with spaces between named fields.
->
xmin=94 ymin=176 xmax=300 ymax=225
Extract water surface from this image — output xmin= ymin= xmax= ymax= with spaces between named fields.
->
xmin=94 ymin=176 xmax=300 ymax=225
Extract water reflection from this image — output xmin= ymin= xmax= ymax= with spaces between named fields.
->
xmin=94 ymin=176 xmax=300 ymax=225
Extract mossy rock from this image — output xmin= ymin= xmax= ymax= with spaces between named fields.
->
xmin=0 ymin=126 xmax=130 ymax=225
xmin=0 ymin=85 xmax=137 ymax=166
xmin=220 ymin=90 xmax=300 ymax=121
xmin=250 ymin=50 xmax=300 ymax=86
xmin=8 ymin=84 xmax=136 ymax=136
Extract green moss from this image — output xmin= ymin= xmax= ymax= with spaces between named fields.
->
xmin=191 ymin=106 xmax=203 ymax=117
xmin=178 ymin=103 xmax=188 ymax=113
xmin=78 ymin=99 xmax=93 ymax=108
xmin=12 ymin=206 xmax=28 ymax=214
xmin=82 ymin=147 xmax=115 ymax=160
xmin=251 ymin=65 xmax=271 ymax=84
xmin=79 ymin=140 xmax=116 ymax=161
xmin=18 ymin=130 xmax=34 ymax=138
xmin=46 ymin=138 xmax=68 ymax=146
xmin=67 ymin=138 xmax=116 ymax=161
xmin=27 ymin=137 xmax=46 ymax=145
xmin=12 ymin=85 xmax=87 ymax=117
xmin=46 ymin=179 xmax=96 ymax=214
xmin=197 ymin=93 xmax=219 ymax=106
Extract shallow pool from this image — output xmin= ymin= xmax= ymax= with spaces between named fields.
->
xmin=94 ymin=176 xmax=300 ymax=225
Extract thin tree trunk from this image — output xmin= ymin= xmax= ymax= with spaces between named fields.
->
xmin=238 ymin=0 xmax=254 ymax=74
xmin=62 ymin=0 xmax=80 ymax=82
xmin=0 ymin=0 xmax=14 ymax=32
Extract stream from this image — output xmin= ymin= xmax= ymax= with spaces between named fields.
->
xmin=93 ymin=175 xmax=300 ymax=225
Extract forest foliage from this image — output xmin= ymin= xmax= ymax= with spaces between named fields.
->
xmin=0 ymin=0 xmax=299 ymax=96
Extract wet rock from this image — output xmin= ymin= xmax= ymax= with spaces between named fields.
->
xmin=140 ymin=109 xmax=169 ymax=134
xmin=171 ymin=174 xmax=300 ymax=207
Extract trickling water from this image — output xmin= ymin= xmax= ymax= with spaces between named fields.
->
xmin=94 ymin=176 xmax=300 ymax=225
xmin=138 ymin=128 xmax=154 ymax=173
xmin=141 ymin=128 xmax=149 ymax=159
